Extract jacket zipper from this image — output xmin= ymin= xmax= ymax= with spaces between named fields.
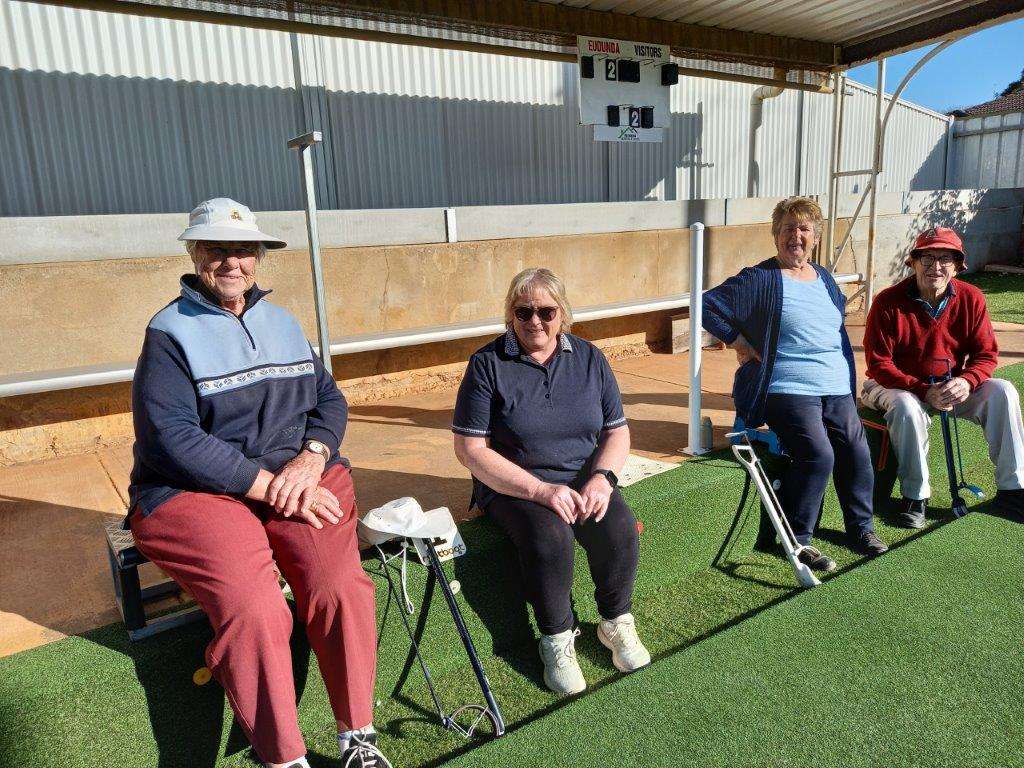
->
xmin=185 ymin=281 xmax=262 ymax=350
xmin=236 ymin=315 xmax=257 ymax=350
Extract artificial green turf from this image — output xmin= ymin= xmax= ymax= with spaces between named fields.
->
xmin=1 ymin=366 xmax=1021 ymax=768
xmin=962 ymin=271 xmax=1024 ymax=324
xmin=447 ymin=511 xmax=1024 ymax=768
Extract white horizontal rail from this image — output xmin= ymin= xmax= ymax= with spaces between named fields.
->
xmin=0 ymin=275 xmax=862 ymax=398
xmin=0 ymin=363 xmax=138 ymax=398
xmin=321 ymin=293 xmax=695 ymax=357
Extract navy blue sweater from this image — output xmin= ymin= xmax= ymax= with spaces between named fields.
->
xmin=701 ymin=258 xmax=856 ymax=428
xmin=129 ymin=276 xmax=348 ymax=516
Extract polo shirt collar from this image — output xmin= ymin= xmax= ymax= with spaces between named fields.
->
xmin=503 ymin=328 xmax=573 ymax=358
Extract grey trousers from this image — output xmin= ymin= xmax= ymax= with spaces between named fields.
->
xmin=861 ymin=377 xmax=1024 ymax=500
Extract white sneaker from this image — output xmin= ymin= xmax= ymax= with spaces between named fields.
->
xmin=538 ymin=628 xmax=586 ymax=695
xmin=597 ymin=613 xmax=651 ymax=673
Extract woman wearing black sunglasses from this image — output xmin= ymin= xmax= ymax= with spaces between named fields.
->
xmin=452 ymin=268 xmax=650 ymax=696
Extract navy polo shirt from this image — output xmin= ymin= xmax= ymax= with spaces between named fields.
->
xmin=452 ymin=329 xmax=627 ymax=509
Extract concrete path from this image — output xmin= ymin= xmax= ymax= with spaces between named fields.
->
xmin=3 ymin=320 xmax=1023 ymax=657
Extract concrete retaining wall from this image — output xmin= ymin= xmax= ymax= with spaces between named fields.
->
xmin=826 ymin=188 xmax=1024 ymax=283
xmin=1 ymin=189 xmax=1021 ymax=464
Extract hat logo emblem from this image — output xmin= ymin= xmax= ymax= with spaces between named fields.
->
xmin=230 ymin=209 xmax=242 ymax=221
xmin=924 ymin=227 xmax=938 ymax=239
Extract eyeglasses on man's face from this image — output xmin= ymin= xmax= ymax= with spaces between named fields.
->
xmin=914 ymin=253 xmax=958 ymax=268
xmin=513 ymin=305 xmax=558 ymax=323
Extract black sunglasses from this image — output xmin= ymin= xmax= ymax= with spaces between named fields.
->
xmin=513 ymin=305 xmax=558 ymax=322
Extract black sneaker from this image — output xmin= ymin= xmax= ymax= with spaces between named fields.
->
xmin=796 ymin=545 xmax=837 ymax=572
xmin=995 ymin=489 xmax=1024 ymax=520
xmin=894 ymin=498 xmax=927 ymax=529
xmin=849 ymin=529 xmax=889 ymax=557
xmin=340 ymin=729 xmax=392 ymax=768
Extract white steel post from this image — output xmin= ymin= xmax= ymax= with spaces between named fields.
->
xmin=685 ymin=222 xmax=707 ymax=456
xmin=865 ymin=60 xmax=885 ymax=311
xmin=942 ymin=117 xmax=956 ymax=190
xmin=288 ymin=131 xmax=333 ymax=374
xmin=824 ymin=72 xmax=842 ymax=266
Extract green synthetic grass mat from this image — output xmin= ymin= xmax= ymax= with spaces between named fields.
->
xmin=447 ymin=511 xmax=1024 ymax=768
xmin=1 ymin=364 xmax=1022 ymax=768
xmin=962 ymin=271 xmax=1024 ymax=324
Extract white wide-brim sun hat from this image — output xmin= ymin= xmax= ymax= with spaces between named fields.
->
xmin=358 ymin=497 xmax=457 ymax=547
xmin=178 ymin=197 xmax=286 ymax=249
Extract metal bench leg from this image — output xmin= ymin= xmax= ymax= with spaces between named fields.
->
xmin=118 ymin=563 xmax=147 ymax=635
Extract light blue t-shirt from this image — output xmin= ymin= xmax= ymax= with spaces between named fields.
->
xmin=767 ymin=275 xmax=851 ymax=396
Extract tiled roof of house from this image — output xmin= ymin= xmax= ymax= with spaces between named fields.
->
xmin=951 ymin=90 xmax=1024 ymax=118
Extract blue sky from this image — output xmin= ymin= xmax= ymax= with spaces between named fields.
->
xmin=846 ymin=18 xmax=1024 ymax=114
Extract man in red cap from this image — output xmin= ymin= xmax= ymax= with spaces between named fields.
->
xmin=862 ymin=227 xmax=1024 ymax=527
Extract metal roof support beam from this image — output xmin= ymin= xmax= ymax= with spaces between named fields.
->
xmin=865 ymin=58 xmax=885 ymax=311
xmin=841 ymin=0 xmax=1024 ymax=66
xmin=50 ymin=0 xmax=838 ymax=71
xmin=47 ymin=1 xmax=835 ymax=92
xmin=823 ymin=73 xmax=845 ymax=271
xmin=864 ymin=39 xmax=956 ymax=308
xmin=336 ymin=0 xmax=838 ymax=68
xmin=675 ymin=66 xmax=832 ymax=94
xmin=47 ymin=0 xmax=576 ymax=63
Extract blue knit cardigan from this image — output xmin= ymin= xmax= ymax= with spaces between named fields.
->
xmin=701 ymin=257 xmax=857 ymax=429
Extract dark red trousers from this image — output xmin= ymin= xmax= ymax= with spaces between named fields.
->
xmin=131 ymin=465 xmax=376 ymax=764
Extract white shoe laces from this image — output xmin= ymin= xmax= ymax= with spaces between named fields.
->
xmin=547 ymin=628 xmax=581 ymax=668
xmin=605 ymin=615 xmax=640 ymax=650
xmin=342 ymin=732 xmax=393 ymax=768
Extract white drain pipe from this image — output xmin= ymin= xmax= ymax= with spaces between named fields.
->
xmin=747 ymin=69 xmax=786 ymax=197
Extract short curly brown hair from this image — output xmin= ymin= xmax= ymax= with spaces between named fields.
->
xmin=771 ymin=196 xmax=823 ymax=238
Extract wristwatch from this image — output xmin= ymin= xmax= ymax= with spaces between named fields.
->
xmin=591 ymin=468 xmax=618 ymax=488
xmin=304 ymin=439 xmax=331 ymax=461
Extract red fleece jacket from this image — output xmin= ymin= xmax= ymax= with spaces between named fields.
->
xmin=863 ymin=276 xmax=998 ymax=401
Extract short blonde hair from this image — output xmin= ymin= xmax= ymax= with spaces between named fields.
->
xmin=771 ymin=196 xmax=823 ymax=238
xmin=504 ymin=268 xmax=573 ymax=334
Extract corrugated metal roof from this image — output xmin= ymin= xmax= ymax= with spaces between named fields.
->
xmin=537 ymin=0 xmax=977 ymax=45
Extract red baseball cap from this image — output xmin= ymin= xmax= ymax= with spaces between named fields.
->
xmin=910 ymin=227 xmax=967 ymax=271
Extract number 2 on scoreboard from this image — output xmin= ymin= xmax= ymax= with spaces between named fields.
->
xmin=629 ymin=107 xmax=641 ymax=127
xmin=605 ymin=59 xmax=617 ymax=80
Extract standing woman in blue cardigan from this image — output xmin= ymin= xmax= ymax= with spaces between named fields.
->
xmin=702 ymin=196 xmax=888 ymax=572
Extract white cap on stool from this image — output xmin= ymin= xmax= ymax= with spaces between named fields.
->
xmin=358 ymin=497 xmax=457 ymax=547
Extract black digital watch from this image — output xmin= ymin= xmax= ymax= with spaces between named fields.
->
xmin=592 ymin=468 xmax=619 ymax=488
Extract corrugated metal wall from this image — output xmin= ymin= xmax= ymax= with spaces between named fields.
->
xmin=950 ymin=112 xmax=1024 ymax=190
xmin=0 ymin=1 xmax=952 ymax=216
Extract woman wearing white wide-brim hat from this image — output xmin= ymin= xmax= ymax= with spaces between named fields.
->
xmin=127 ymin=198 xmax=390 ymax=768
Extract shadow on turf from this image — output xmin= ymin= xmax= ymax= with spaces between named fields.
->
xmin=425 ymin=458 xmax=1023 ymax=768
xmin=454 ymin=519 xmax=545 ymax=688
xmin=63 ymin=469 xmax=1020 ymax=768
xmin=81 ymin=608 xmax=318 ymax=767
